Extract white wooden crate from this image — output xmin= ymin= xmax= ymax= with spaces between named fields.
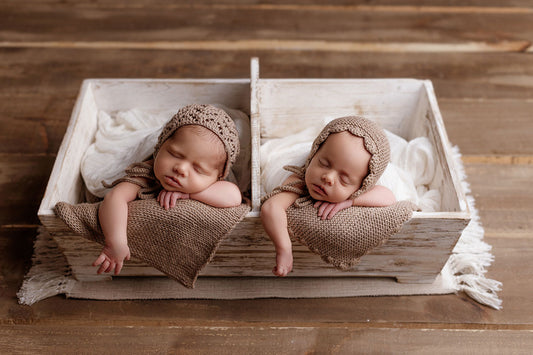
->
xmin=38 ymin=58 xmax=470 ymax=284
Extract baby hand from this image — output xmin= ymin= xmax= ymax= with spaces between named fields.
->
xmin=157 ymin=189 xmax=190 ymax=210
xmin=314 ymin=200 xmax=352 ymax=220
xmin=93 ymin=243 xmax=131 ymax=275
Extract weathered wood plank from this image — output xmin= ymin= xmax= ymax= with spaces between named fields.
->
xmin=465 ymin=163 xmax=533 ymax=232
xmin=48 ymin=214 xmax=467 ymax=282
xmin=482 ymin=234 xmax=533 ymax=325
xmin=0 ymin=154 xmax=54 ymax=226
xmin=0 ymin=228 xmax=34 ymax=286
xmin=1 ymin=49 xmax=532 ymax=100
xmin=7 ymin=0 xmax=533 ymax=8
xmin=0 ymin=94 xmax=73 ymax=155
xmin=1 ymin=2 xmax=532 ymax=46
xmin=0 ymin=324 xmax=532 ymax=355
xmin=441 ymin=99 xmax=533 ymax=156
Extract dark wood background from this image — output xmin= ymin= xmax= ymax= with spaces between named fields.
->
xmin=1 ymin=1 xmax=532 ymax=353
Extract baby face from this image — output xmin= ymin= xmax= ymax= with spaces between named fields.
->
xmin=305 ymin=131 xmax=371 ymax=203
xmin=153 ymin=125 xmax=226 ymax=194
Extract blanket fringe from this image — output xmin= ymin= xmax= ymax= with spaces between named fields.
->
xmin=446 ymin=146 xmax=502 ymax=310
xmin=17 ymin=227 xmax=75 ymax=306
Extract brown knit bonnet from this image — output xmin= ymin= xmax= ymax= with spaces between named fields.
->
xmin=153 ymin=104 xmax=240 ymax=179
xmin=304 ymin=116 xmax=390 ymax=199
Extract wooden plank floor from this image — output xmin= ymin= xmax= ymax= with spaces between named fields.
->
xmin=1 ymin=1 xmax=532 ymax=353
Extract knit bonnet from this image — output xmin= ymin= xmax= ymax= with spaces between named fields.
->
xmin=153 ymin=104 xmax=240 ymax=179
xmin=304 ymin=116 xmax=390 ymax=199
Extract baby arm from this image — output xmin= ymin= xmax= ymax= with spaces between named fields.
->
xmin=315 ymin=185 xmax=396 ymax=220
xmin=260 ymin=175 xmax=300 ymax=277
xmin=158 ymin=180 xmax=242 ymax=210
xmin=94 ymin=181 xmax=141 ymax=275
xmin=352 ymin=185 xmax=396 ymax=207
xmin=190 ymin=181 xmax=242 ymax=207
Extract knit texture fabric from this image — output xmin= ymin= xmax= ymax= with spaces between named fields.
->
xmin=153 ymin=104 xmax=240 ymax=179
xmin=287 ymin=200 xmax=418 ymax=269
xmin=55 ymin=200 xmax=249 ymax=288
xmin=304 ymin=115 xmax=390 ymax=199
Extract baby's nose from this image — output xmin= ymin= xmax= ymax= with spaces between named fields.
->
xmin=174 ymin=163 xmax=188 ymax=176
xmin=322 ymin=172 xmax=334 ymax=185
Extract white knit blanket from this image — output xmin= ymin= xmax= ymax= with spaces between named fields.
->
xmin=261 ymin=125 xmax=441 ymax=212
xmin=81 ymin=105 xmax=251 ymax=198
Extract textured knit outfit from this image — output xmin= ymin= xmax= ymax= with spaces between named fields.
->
xmin=56 ymin=104 xmax=250 ymax=288
xmin=262 ymin=116 xmax=418 ymax=269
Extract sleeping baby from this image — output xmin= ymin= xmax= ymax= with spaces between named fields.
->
xmin=261 ymin=116 xmax=398 ymax=277
xmin=93 ymin=104 xmax=243 ymax=275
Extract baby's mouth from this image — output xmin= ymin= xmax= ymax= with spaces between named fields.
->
xmin=164 ymin=176 xmax=182 ymax=188
xmin=312 ymin=184 xmax=327 ymax=197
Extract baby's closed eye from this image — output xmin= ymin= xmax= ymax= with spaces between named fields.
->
xmin=319 ymin=159 xmax=330 ymax=167
xmin=340 ymin=174 xmax=352 ymax=185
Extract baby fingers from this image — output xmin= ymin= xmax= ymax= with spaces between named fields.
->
xmin=115 ymin=261 xmax=124 ymax=275
xmin=163 ymin=192 xmax=173 ymax=210
xmin=321 ymin=204 xmax=337 ymax=220
xmin=96 ymin=259 xmax=110 ymax=274
xmin=92 ymin=253 xmax=106 ymax=267
xmin=104 ymin=261 xmax=116 ymax=274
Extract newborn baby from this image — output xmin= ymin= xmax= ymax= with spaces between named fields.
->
xmin=94 ymin=104 xmax=243 ymax=275
xmin=261 ymin=116 xmax=395 ymax=276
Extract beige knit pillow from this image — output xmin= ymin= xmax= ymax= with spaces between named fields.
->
xmin=55 ymin=199 xmax=250 ymax=288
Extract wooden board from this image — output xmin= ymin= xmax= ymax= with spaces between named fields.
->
xmin=1 ymin=1 xmax=532 ymax=45
xmin=1 ymin=325 xmax=532 ymax=354
xmin=2 ymin=49 xmax=533 ymax=100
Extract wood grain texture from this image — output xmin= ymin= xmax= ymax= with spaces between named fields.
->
xmin=2 ymin=48 xmax=533 ymax=101
xmin=6 ymin=0 xmax=533 ymax=7
xmin=441 ymin=99 xmax=533 ymax=156
xmin=1 ymin=3 xmax=532 ymax=46
xmin=465 ymin=164 xmax=533 ymax=232
xmin=0 ymin=325 xmax=532 ymax=355
xmin=0 ymin=154 xmax=54 ymax=226
xmin=49 ymin=214 xmax=467 ymax=282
